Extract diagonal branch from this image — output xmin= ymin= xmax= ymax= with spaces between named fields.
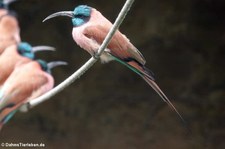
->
xmin=20 ymin=0 xmax=135 ymax=111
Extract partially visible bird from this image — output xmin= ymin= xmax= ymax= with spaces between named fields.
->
xmin=43 ymin=5 xmax=185 ymax=122
xmin=0 ymin=0 xmax=17 ymax=10
xmin=0 ymin=0 xmax=20 ymax=54
xmin=0 ymin=42 xmax=55 ymax=86
xmin=0 ymin=59 xmax=67 ymax=130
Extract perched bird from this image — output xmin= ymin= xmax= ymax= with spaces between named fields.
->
xmin=43 ymin=5 xmax=185 ymax=122
xmin=0 ymin=0 xmax=20 ymax=54
xmin=0 ymin=42 xmax=55 ymax=86
xmin=0 ymin=59 xmax=67 ymax=130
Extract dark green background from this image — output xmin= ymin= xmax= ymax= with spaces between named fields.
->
xmin=1 ymin=0 xmax=225 ymax=148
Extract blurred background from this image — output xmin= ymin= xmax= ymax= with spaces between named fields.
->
xmin=1 ymin=0 xmax=225 ymax=148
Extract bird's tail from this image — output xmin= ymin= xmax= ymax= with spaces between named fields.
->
xmin=111 ymin=55 xmax=185 ymax=123
xmin=0 ymin=108 xmax=17 ymax=132
xmin=141 ymin=75 xmax=185 ymax=122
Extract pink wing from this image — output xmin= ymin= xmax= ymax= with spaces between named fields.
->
xmin=83 ymin=25 xmax=146 ymax=65
xmin=0 ymin=62 xmax=52 ymax=112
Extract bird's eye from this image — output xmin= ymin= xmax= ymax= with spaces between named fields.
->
xmin=75 ymin=14 xmax=87 ymax=18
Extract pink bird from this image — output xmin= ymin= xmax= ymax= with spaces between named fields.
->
xmin=0 ymin=42 xmax=55 ymax=86
xmin=0 ymin=9 xmax=20 ymax=54
xmin=43 ymin=5 xmax=184 ymax=122
xmin=0 ymin=59 xmax=67 ymax=130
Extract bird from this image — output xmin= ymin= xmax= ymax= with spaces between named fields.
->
xmin=0 ymin=42 xmax=55 ymax=86
xmin=0 ymin=0 xmax=20 ymax=54
xmin=0 ymin=59 xmax=67 ymax=130
xmin=43 ymin=5 xmax=185 ymax=122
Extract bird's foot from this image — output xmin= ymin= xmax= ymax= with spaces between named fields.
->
xmin=93 ymin=51 xmax=100 ymax=59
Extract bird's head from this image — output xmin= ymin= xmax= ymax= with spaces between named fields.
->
xmin=43 ymin=5 xmax=91 ymax=27
xmin=17 ymin=42 xmax=55 ymax=59
xmin=37 ymin=59 xmax=67 ymax=74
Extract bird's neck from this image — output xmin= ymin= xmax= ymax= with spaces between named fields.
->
xmin=72 ymin=18 xmax=87 ymax=27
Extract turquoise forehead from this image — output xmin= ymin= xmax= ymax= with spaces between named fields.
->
xmin=18 ymin=42 xmax=32 ymax=51
xmin=73 ymin=5 xmax=91 ymax=16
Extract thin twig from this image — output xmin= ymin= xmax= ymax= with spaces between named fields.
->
xmin=20 ymin=0 xmax=135 ymax=111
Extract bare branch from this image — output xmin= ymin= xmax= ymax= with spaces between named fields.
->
xmin=20 ymin=0 xmax=135 ymax=111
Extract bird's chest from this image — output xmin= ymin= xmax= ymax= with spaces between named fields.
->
xmin=72 ymin=26 xmax=114 ymax=63
xmin=72 ymin=26 xmax=100 ymax=55
xmin=72 ymin=28 xmax=86 ymax=47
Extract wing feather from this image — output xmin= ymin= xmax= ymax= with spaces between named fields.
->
xmin=83 ymin=25 xmax=146 ymax=65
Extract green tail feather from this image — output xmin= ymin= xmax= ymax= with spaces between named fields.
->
xmin=111 ymin=54 xmax=187 ymax=126
xmin=1 ymin=109 xmax=17 ymax=127
xmin=110 ymin=55 xmax=143 ymax=77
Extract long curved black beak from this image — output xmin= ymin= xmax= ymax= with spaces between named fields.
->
xmin=32 ymin=46 xmax=55 ymax=53
xmin=47 ymin=61 xmax=68 ymax=70
xmin=43 ymin=11 xmax=74 ymax=22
